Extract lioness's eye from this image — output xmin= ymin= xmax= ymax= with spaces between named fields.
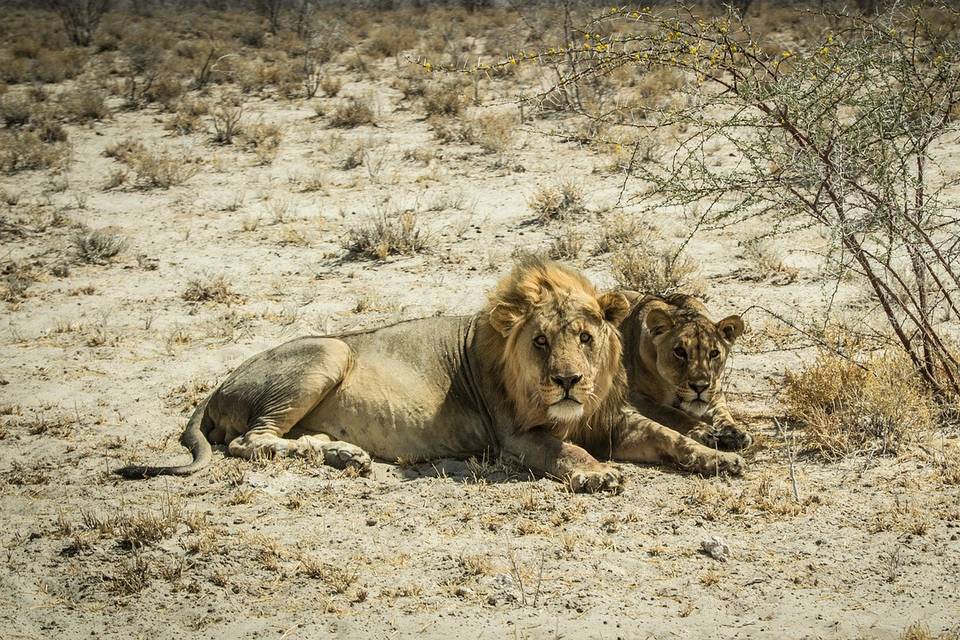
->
xmin=580 ymin=332 xmax=593 ymax=345
xmin=673 ymin=346 xmax=687 ymax=359
xmin=709 ymin=349 xmax=720 ymax=359
xmin=534 ymin=335 xmax=548 ymax=348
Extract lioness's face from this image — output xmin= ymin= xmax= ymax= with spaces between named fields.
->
xmin=490 ymin=269 xmax=629 ymax=427
xmin=646 ymin=309 xmax=744 ymax=416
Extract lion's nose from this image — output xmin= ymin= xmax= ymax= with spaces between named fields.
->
xmin=689 ymin=381 xmax=708 ymax=395
xmin=552 ymin=374 xmax=583 ymax=391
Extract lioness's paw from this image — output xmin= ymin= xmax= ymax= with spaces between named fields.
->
xmin=322 ymin=443 xmax=372 ymax=474
xmin=701 ymin=424 xmax=753 ymax=452
xmin=569 ymin=464 xmax=623 ymax=494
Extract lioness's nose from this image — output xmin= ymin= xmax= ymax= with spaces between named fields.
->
xmin=552 ymin=374 xmax=583 ymax=391
xmin=689 ymin=381 xmax=708 ymax=395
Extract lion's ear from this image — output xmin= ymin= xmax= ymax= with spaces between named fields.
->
xmin=488 ymin=303 xmax=525 ymax=337
xmin=717 ymin=315 xmax=745 ymax=343
xmin=645 ymin=308 xmax=674 ymax=336
xmin=598 ymin=292 xmax=630 ymax=326
xmin=619 ymin=289 xmax=642 ymax=306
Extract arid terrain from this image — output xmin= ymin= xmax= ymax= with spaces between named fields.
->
xmin=1 ymin=2 xmax=959 ymax=639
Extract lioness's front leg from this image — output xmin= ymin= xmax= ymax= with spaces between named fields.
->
xmin=613 ymin=411 xmax=745 ymax=476
xmin=631 ymin=393 xmax=751 ymax=452
xmin=702 ymin=391 xmax=753 ymax=451
xmin=501 ymin=429 xmax=623 ymax=493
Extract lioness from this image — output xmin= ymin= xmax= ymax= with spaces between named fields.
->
xmin=119 ymin=259 xmax=744 ymax=491
xmin=620 ymin=292 xmax=752 ymax=451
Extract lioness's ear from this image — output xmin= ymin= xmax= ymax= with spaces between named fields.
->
xmin=645 ymin=308 xmax=674 ymax=336
xmin=598 ymin=292 xmax=630 ymax=326
xmin=488 ymin=303 xmax=525 ymax=337
xmin=717 ymin=315 xmax=745 ymax=343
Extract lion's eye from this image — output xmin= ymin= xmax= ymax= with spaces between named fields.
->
xmin=709 ymin=349 xmax=720 ymax=359
xmin=579 ymin=332 xmax=593 ymax=345
xmin=534 ymin=335 xmax=548 ymax=348
xmin=673 ymin=346 xmax=687 ymax=360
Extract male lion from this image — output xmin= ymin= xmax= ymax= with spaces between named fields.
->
xmin=620 ymin=292 xmax=752 ymax=451
xmin=119 ymin=259 xmax=744 ymax=491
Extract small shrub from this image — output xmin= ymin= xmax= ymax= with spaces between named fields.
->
xmin=119 ymin=145 xmax=199 ymax=189
xmin=366 ymin=25 xmax=418 ymax=59
xmin=0 ymin=93 xmax=32 ymax=126
xmin=342 ymin=208 xmax=427 ymax=260
xmin=593 ymin=213 xmax=654 ymax=255
xmin=329 ymin=97 xmax=375 ymax=128
xmin=28 ymin=107 xmax=68 ymax=143
xmin=461 ymin=111 xmax=514 ymax=153
xmin=32 ymin=49 xmax=87 ymax=84
xmin=611 ymin=244 xmax=702 ymax=297
xmin=548 ymin=231 xmax=583 ymax=260
xmin=783 ymin=351 xmax=937 ymax=460
xmin=423 ymin=81 xmax=465 ymax=116
xmin=60 ymin=86 xmax=109 ymax=122
xmin=182 ymin=275 xmax=241 ymax=305
xmin=320 ymin=76 xmax=342 ymax=97
xmin=73 ymin=229 xmax=128 ymax=264
xmin=103 ymin=138 xmax=144 ymax=161
xmin=166 ymin=98 xmax=209 ymax=135
xmin=742 ymin=237 xmax=798 ymax=283
xmin=330 ymin=136 xmax=370 ymax=170
xmin=0 ymin=131 xmax=69 ymax=174
xmin=528 ymin=181 xmax=585 ymax=221
xmin=242 ymin=122 xmax=283 ymax=165
xmin=211 ymin=101 xmax=244 ymax=145
xmin=143 ymin=74 xmax=184 ymax=109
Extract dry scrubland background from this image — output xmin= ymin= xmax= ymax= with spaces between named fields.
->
xmin=1 ymin=1 xmax=960 ymax=638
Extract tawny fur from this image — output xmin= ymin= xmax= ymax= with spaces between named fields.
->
xmin=118 ymin=259 xmax=745 ymax=491
xmin=620 ymin=292 xmax=752 ymax=451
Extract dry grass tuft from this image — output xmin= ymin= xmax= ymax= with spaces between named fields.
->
xmin=901 ymin=622 xmax=960 ymax=640
xmin=0 ymin=93 xmax=32 ymax=126
xmin=548 ymin=230 xmax=583 ymax=260
xmin=60 ymin=86 xmax=109 ymax=122
xmin=211 ymin=101 xmax=244 ymax=144
xmin=329 ymin=96 xmax=376 ymax=128
xmin=342 ymin=207 xmax=428 ymax=260
xmin=423 ymin=81 xmax=466 ymax=117
xmin=298 ymin=556 xmax=360 ymax=594
xmin=182 ymin=275 xmax=242 ymax=305
xmin=72 ymin=228 xmax=128 ymax=264
xmin=783 ymin=351 xmax=937 ymax=459
xmin=0 ymin=130 xmax=69 ymax=174
xmin=111 ymin=142 xmax=199 ymax=189
xmin=742 ymin=237 xmax=798 ymax=283
xmin=611 ymin=243 xmax=702 ymax=297
xmin=461 ymin=111 xmax=514 ymax=153
xmin=242 ymin=122 xmax=283 ymax=165
xmin=529 ymin=181 xmax=586 ymax=221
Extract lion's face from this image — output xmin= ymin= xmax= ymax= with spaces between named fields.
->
xmin=645 ymin=307 xmax=744 ymax=416
xmin=486 ymin=260 xmax=630 ymax=429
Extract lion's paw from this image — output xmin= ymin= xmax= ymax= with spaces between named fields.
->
xmin=569 ymin=464 xmax=623 ymax=494
xmin=322 ymin=442 xmax=372 ymax=474
xmin=688 ymin=450 xmax=745 ymax=477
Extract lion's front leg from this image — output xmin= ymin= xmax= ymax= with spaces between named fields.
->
xmin=500 ymin=429 xmax=623 ymax=493
xmin=613 ymin=411 xmax=745 ymax=476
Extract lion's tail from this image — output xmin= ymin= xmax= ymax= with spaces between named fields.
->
xmin=115 ymin=394 xmax=214 ymax=479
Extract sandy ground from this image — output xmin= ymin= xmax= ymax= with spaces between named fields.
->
xmin=2 ymin=17 xmax=960 ymax=639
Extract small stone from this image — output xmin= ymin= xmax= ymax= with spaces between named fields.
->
xmin=701 ymin=535 xmax=731 ymax=562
